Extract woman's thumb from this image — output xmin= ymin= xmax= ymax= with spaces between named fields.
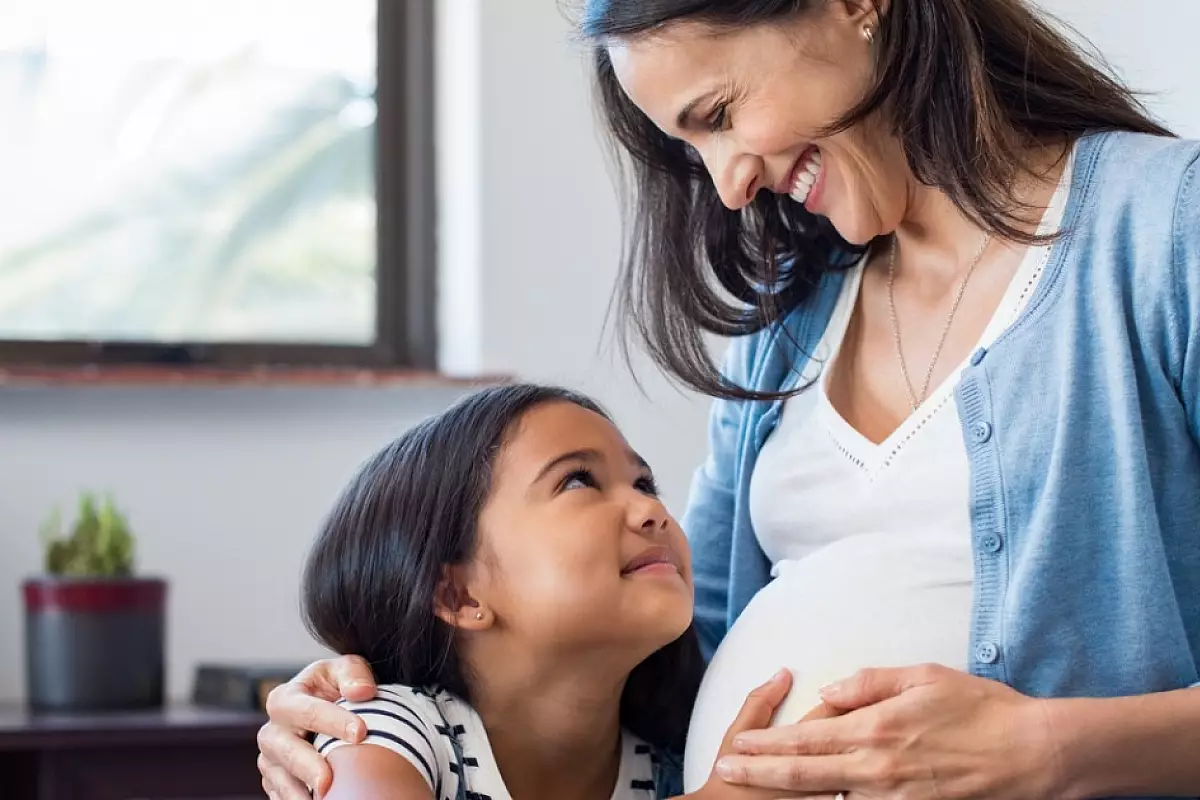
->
xmin=728 ymin=668 xmax=792 ymax=734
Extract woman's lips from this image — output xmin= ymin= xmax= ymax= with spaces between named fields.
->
xmin=772 ymin=145 xmax=825 ymax=212
xmin=776 ymin=145 xmax=821 ymax=195
xmin=802 ymin=156 xmax=828 ymax=212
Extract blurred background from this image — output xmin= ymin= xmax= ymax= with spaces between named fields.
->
xmin=0 ymin=0 xmax=1197 ymax=718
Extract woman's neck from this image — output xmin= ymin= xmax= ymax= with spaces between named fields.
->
xmin=894 ymin=138 xmax=1071 ymax=284
xmin=468 ymin=654 xmax=629 ymax=800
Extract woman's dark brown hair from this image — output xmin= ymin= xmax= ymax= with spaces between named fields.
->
xmin=582 ymin=0 xmax=1172 ymax=399
xmin=302 ymin=383 xmax=704 ymax=754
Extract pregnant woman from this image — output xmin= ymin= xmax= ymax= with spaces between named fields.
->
xmin=259 ymin=0 xmax=1200 ymax=797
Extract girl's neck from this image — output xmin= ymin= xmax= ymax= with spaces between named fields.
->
xmin=470 ymin=666 xmax=628 ymax=800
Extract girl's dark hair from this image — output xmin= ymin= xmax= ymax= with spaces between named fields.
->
xmin=583 ymin=0 xmax=1172 ymax=399
xmin=302 ymin=383 xmax=704 ymax=753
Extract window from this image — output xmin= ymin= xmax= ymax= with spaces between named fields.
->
xmin=0 ymin=0 xmax=435 ymax=370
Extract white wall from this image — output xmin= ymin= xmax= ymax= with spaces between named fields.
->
xmin=2 ymin=1 xmax=1198 ymax=704
xmin=1037 ymin=0 xmax=1200 ymax=138
xmin=0 ymin=1 xmax=710 ymax=703
xmin=0 ymin=386 xmax=478 ymax=702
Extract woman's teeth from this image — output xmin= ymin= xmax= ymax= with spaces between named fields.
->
xmin=789 ymin=149 xmax=823 ymax=204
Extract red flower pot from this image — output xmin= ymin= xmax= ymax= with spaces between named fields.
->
xmin=22 ymin=577 xmax=167 ymax=711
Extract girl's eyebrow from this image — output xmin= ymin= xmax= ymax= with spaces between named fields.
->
xmin=531 ymin=447 xmax=651 ymax=485
xmin=534 ymin=448 xmax=602 ymax=484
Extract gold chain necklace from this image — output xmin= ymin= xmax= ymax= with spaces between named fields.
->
xmin=886 ymin=233 xmax=991 ymax=410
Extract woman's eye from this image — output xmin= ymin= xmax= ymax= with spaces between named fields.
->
xmin=707 ymin=104 xmax=729 ymax=133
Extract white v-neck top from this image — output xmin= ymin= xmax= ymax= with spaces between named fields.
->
xmin=681 ymin=154 xmax=1073 ymax=791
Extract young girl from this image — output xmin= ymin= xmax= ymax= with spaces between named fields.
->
xmin=302 ymin=384 xmax=792 ymax=799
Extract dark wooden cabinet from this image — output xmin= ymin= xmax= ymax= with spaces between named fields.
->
xmin=0 ymin=704 xmax=264 ymax=800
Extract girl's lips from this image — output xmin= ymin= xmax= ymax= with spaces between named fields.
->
xmin=622 ymin=545 xmax=682 ymax=576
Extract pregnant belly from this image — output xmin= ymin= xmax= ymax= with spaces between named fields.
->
xmin=682 ymin=538 xmax=973 ymax=791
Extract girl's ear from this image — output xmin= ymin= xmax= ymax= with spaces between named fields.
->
xmin=434 ymin=564 xmax=494 ymax=631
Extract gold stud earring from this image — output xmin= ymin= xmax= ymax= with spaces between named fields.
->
xmin=474 ymin=611 xmax=485 ymax=621
xmin=862 ymin=24 xmax=876 ymax=44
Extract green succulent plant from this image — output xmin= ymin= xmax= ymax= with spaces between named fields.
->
xmin=41 ymin=492 xmax=136 ymax=577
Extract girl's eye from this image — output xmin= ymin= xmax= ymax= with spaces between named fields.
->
xmin=635 ymin=475 xmax=660 ymax=497
xmin=561 ymin=468 xmax=598 ymax=492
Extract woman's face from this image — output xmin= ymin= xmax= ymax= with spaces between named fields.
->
xmin=607 ymin=5 xmax=909 ymax=245
xmin=466 ymin=401 xmax=694 ymax=666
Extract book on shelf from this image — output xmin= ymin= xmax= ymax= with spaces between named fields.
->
xmin=192 ymin=663 xmax=308 ymax=712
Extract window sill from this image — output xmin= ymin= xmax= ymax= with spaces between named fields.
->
xmin=0 ymin=365 xmax=505 ymax=389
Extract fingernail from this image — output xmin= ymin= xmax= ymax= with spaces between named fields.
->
xmin=819 ymin=682 xmax=841 ymax=699
xmin=715 ymin=759 xmax=734 ymax=779
xmin=732 ymin=736 xmax=748 ymax=750
xmin=346 ymin=721 xmax=362 ymax=740
xmin=771 ymin=668 xmax=788 ymax=682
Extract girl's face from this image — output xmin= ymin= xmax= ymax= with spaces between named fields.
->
xmin=607 ymin=4 xmax=911 ymax=246
xmin=459 ymin=401 xmax=693 ymax=666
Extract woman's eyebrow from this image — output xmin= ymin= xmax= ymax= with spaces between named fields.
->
xmin=677 ymin=91 xmax=716 ymax=130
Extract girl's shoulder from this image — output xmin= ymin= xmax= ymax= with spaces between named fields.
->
xmin=647 ymin=744 xmax=685 ymax=798
xmin=314 ymin=683 xmax=467 ymax=796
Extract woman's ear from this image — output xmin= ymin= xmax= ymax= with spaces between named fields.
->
xmin=433 ymin=565 xmax=494 ymax=631
xmin=833 ymin=0 xmax=886 ymax=26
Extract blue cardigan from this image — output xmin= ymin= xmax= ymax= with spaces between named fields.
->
xmin=680 ymin=130 xmax=1200 ymax=710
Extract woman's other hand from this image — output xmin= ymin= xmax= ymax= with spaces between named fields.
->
xmin=257 ymin=655 xmax=378 ymax=800
xmin=716 ymin=663 xmax=1058 ymax=799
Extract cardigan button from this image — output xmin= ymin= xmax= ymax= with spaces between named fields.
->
xmin=970 ymin=348 xmax=987 ymax=366
xmin=981 ymin=533 xmax=1003 ymax=554
xmin=971 ymin=421 xmax=994 ymax=443
xmin=975 ymin=641 xmax=1000 ymax=664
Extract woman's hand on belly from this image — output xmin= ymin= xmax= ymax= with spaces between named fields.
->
xmin=685 ymin=669 xmax=846 ymax=800
xmin=711 ymin=664 xmax=1060 ymax=799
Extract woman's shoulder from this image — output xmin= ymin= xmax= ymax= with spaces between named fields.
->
xmin=1078 ymin=130 xmax=1200 ymax=215
xmin=1049 ymin=131 xmax=1200 ymax=382
xmin=1062 ymin=131 xmax=1200 ymax=287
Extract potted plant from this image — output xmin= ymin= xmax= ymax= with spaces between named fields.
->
xmin=22 ymin=492 xmax=167 ymax=711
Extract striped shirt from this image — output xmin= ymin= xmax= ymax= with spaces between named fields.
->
xmin=315 ymin=684 xmax=660 ymax=800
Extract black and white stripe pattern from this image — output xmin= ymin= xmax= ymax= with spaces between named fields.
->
xmin=315 ymin=683 xmax=660 ymax=799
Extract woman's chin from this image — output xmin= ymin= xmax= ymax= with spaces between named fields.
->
xmin=826 ymin=213 xmax=876 ymax=247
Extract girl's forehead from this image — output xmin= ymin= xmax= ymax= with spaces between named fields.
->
xmin=502 ymin=403 xmax=625 ymax=465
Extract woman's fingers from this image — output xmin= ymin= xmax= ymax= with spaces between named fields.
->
xmin=265 ymin=679 xmax=365 ymax=743
xmin=716 ymin=752 xmax=863 ymax=792
xmin=798 ymin=701 xmax=843 ymax=722
xmin=257 ymin=717 xmax=336 ymax=795
xmin=258 ymin=752 xmax=318 ymax=800
xmin=727 ymin=669 xmax=794 ymax=738
xmin=314 ymin=654 xmax=378 ymax=704
xmin=254 ymin=656 xmax=378 ymax=798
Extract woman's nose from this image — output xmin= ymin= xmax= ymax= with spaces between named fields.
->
xmin=704 ymin=144 xmax=761 ymax=210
